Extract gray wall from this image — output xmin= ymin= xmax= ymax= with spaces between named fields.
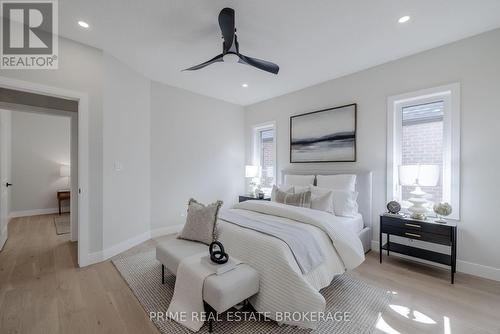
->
xmin=11 ymin=111 xmax=70 ymax=213
xmin=150 ymin=82 xmax=245 ymax=230
xmin=102 ymin=53 xmax=151 ymax=249
xmin=244 ymin=28 xmax=500 ymax=275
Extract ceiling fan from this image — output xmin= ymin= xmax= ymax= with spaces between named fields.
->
xmin=182 ymin=8 xmax=279 ymax=75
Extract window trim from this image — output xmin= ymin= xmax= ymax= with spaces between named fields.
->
xmin=387 ymin=83 xmax=460 ymax=220
xmin=252 ymin=121 xmax=277 ymax=189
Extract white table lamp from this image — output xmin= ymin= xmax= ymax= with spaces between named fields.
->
xmin=60 ymin=164 xmax=70 ymax=188
xmin=245 ymin=165 xmax=261 ymax=195
xmin=245 ymin=165 xmax=258 ymax=178
xmin=399 ymin=164 xmax=439 ymax=220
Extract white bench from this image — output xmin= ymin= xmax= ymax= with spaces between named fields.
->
xmin=156 ymin=239 xmax=260 ymax=332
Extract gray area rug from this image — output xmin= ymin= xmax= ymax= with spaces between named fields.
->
xmin=54 ymin=215 xmax=70 ymax=235
xmin=113 ymin=250 xmax=391 ymax=334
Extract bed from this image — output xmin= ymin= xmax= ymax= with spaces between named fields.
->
xmin=280 ymin=169 xmax=373 ymax=253
xmin=217 ymin=170 xmax=373 ymax=329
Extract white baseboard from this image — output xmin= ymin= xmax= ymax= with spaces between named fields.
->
xmin=81 ymin=250 xmax=104 ymax=267
xmin=80 ymin=224 xmax=184 ymax=266
xmin=455 ymin=259 xmax=500 ymax=282
xmin=10 ymin=207 xmax=70 ymax=218
xmin=150 ymin=224 xmax=184 ymax=238
xmin=82 ymin=230 xmax=152 ymax=267
xmin=371 ymin=240 xmax=500 ymax=282
xmin=102 ymin=230 xmax=151 ymax=259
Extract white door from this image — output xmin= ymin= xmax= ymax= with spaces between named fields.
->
xmin=0 ymin=109 xmax=12 ymax=251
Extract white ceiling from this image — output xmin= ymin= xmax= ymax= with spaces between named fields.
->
xmin=59 ymin=0 xmax=500 ymax=106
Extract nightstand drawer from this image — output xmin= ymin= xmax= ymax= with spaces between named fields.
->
xmin=381 ymin=224 xmax=452 ymax=246
xmin=382 ymin=216 xmax=451 ymax=237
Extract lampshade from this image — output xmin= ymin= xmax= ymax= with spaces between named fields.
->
xmin=399 ymin=164 xmax=439 ymax=187
xmin=245 ymin=165 xmax=258 ymax=178
xmin=418 ymin=165 xmax=440 ymax=186
xmin=60 ymin=165 xmax=70 ymax=177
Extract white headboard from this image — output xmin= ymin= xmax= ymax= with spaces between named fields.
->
xmin=281 ymin=169 xmax=373 ymax=228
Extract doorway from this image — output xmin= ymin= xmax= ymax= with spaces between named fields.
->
xmin=6 ymin=108 xmax=74 ymax=234
xmin=0 ymin=77 xmax=90 ymax=266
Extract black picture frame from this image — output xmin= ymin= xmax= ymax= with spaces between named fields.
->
xmin=290 ymin=103 xmax=357 ymax=163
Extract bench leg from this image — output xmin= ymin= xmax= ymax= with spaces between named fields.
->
xmin=161 ymin=264 xmax=165 ymax=284
xmin=204 ymin=302 xmax=216 ymax=333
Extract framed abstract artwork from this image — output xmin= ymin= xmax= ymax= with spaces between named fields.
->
xmin=290 ymin=103 xmax=357 ymax=162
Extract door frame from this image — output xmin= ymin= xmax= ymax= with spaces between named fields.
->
xmin=0 ymin=76 xmax=90 ymax=267
xmin=0 ymin=109 xmax=11 ymax=250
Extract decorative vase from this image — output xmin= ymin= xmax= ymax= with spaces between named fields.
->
xmin=433 ymin=202 xmax=452 ymax=223
xmin=407 ymin=186 xmax=429 ymax=220
xmin=254 ymin=184 xmax=262 ymax=197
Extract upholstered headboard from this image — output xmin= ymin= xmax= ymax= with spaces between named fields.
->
xmin=281 ymin=169 xmax=373 ymax=228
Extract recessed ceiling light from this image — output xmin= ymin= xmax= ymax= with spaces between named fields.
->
xmin=242 ymin=83 xmax=249 ymax=88
xmin=398 ymin=16 xmax=410 ymax=23
xmin=78 ymin=21 xmax=89 ymax=29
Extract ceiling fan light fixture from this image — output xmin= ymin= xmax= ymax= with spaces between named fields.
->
xmin=242 ymin=83 xmax=248 ymax=88
xmin=222 ymin=53 xmax=240 ymax=63
xmin=182 ymin=8 xmax=279 ymax=74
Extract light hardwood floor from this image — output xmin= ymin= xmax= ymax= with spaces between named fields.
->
xmin=1 ymin=215 xmax=499 ymax=334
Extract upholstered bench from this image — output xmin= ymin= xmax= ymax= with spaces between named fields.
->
xmin=156 ymin=239 xmax=260 ymax=332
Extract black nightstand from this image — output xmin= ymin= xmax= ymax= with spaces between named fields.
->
xmin=380 ymin=214 xmax=457 ymax=283
xmin=239 ymin=195 xmax=271 ymax=203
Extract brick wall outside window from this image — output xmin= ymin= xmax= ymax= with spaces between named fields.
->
xmin=261 ymin=138 xmax=274 ymax=187
xmin=401 ymin=121 xmax=443 ymax=203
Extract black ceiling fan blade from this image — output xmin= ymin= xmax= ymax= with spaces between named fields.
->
xmin=218 ymin=8 xmax=235 ymax=51
xmin=182 ymin=54 xmax=224 ymax=71
xmin=238 ymin=54 xmax=279 ymax=74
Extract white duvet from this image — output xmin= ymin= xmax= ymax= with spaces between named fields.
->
xmin=218 ymin=200 xmax=365 ymax=329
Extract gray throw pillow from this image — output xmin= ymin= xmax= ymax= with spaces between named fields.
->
xmin=274 ymin=187 xmax=289 ymax=204
xmin=271 ymin=184 xmax=294 ymax=202
xmin=275 ymin=189 xmax=312 ymax=208
xmin=178 ymin=198 xmax=223 ymax=245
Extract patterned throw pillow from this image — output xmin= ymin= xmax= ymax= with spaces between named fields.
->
xmin=275 ymin=189 xmax=312 ymax=208
xmin=271 ymin=184 xmax=294 ymax=202
xmin=178 ymin=198 xmax=223 ymax=245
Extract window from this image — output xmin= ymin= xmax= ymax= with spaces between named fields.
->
xmin=253 ymin=122 xmax=276 ymax=191
xmin=387 ymin=84 xmax=460 ymax=219
xmin=401 ymin=101 xmax=444 ymax=203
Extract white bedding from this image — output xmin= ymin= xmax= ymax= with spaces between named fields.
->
xmin=338 ymin=213 xmax=364 ymax=234
xmin=218 ymin=200 xmax=365 ymax=329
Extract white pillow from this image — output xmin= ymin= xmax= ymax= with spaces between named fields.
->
xmin=310 ymin=190 xmax=334 ymax=214
xmin=284 ymin=174 xmax=315 ymax=187
xmin=317 ymin=174 xmax=356 ymax=191
xmin=331 ymin=190 xmax=359 ymax=217
xmin=271 ymin=184 xmax=294 ymax=202
xmin=310 ymin=185 xmax=358 ymax=217
xmin=293 ymin=185 xmax=310 ymax=194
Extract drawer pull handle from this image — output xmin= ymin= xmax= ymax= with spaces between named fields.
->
xmin=405 ymin=223 xmax=421 ymax=228
xmin=405 ymin=232 xmax=421 ymax=238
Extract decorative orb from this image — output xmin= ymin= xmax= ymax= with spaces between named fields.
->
xmin=433 ymin=202 xmax=452 ymax=216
